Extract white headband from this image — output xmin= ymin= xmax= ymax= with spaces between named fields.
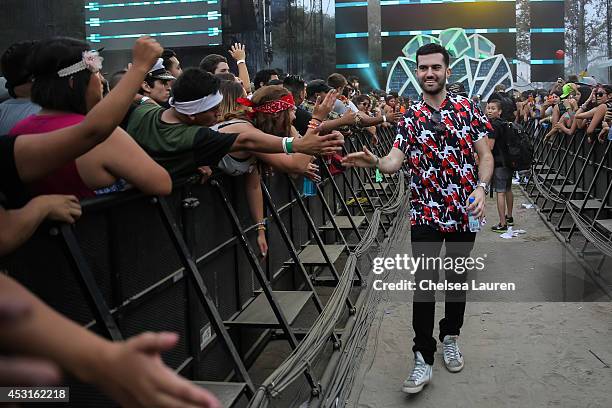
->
xmin=57 ymin=50 xmax=104 ymax=78
xmin=169 ymin=91 xmax=223 ymax=115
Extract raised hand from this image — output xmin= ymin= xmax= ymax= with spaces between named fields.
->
xmin=229 ymin=43 xmax=246 ymax=61
xmin=312 ymin=90 xmax=338 ymax=121
xmin=131 ymin=36 xmax=163 ymax=73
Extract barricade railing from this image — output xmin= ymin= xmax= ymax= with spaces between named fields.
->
xmin=0 ymin=124 xmax=404 ymax=407
xmin=525 ymin=122 xmax=612 ymax=273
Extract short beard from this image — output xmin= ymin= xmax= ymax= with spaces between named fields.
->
xmin=419 ymin=75 xmax=446 ymax=96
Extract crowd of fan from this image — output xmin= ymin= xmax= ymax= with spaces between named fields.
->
xmin=2 ymin=32 xmax=608 ymax=406
xmin=0 ymin=35 xmax=408 ymax=407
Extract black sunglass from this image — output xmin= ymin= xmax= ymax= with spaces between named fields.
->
xmin=596 ymin=92 xmax=605 ymax=97
xmin=431 ymin=111 xmax=446 ymax=132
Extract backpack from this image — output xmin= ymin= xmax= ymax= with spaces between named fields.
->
xmin=502 ymin=122 xmax=533 ymax=171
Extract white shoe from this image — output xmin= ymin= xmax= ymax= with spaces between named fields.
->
xmin=401 ymin=351 xmax=432 ymax=394
xmin=442 ymin=335 xmax=464 ymax=372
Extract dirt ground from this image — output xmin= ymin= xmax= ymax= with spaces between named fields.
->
xmin=346 ymin=186 xmax=612 ymax=408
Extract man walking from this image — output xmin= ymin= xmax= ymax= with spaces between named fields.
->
xmin=342 ymin=43 xmax=493 ymax=394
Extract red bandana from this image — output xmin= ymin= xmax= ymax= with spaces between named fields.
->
xmin=237 ymin=94 xmax=295 ymax=117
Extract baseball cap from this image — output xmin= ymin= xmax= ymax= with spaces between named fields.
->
xmin=147 ymin=58 xmax=175 ymax=81
xmin=577 ymin=76 xmax=597 ymax=87
xmin=306 ymin=79 xmax=332 ymax=97
xmin=560 ymin=83 xmax=574 ymax=99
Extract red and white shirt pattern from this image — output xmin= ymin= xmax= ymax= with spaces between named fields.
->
xmin=393 ymin=92 xmax=493 ymax=232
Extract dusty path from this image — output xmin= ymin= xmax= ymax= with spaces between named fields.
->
xmin=347 ymin=186 xmax=612 ymax=408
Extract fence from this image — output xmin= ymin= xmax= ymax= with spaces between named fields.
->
xmin=524 ymin=121 xmax=612 ymax=292
xmin=0 ymin=124 xmax=406 ymax=407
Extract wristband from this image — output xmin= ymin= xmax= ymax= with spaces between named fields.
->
xmin=281 ymin=137 xmax=289 ymax=154
xmin=236 ymin=59 xmax=246 ymax=65
xmin=374 ymin=155 xmax=380 ymax=169
xmin=382 ymin=114 xmax=387 ymax=123
xmin=286 ymin=137 xmax=294 ymax=154
xmin=310 ymin=117 xmax=322 ymax=123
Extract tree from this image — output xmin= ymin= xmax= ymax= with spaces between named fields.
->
xmin=565 ymin=0 xmax=608 ymax=75
xmin=270 ymin=3 xmax=336 ymax=78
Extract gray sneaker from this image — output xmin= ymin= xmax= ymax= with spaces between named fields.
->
xmin=401 ymin=351 xmax=432 ymax=394
xmin=442 ymin=335 xmax=464 ymax=372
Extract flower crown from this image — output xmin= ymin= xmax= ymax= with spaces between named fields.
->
xmin=57 ymin=50 xmax=104 ymax=78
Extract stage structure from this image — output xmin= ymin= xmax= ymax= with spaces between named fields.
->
xmin=85 ymin=0 xmax=223 ymax=50
xmin=335 ymin=0 xmax=565 ymax=90
xmin=386 ymin=28 xmax=513 ymax=100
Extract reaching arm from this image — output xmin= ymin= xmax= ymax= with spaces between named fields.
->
xmin=0 ymin=195 xmax=81 ymax=256
xmin=231 ymin=126 xmax=344 ymax=156
xmin=14 ymin=37 xmax=162 ymax=184
xmin=341 ymin=146 xmax=405 ymax=174
xmin=0 ymin=274 xmax=221 ymax=408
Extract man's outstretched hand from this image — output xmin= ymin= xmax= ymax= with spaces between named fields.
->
xmin=341 ymin=147 xmax=377 ymax=169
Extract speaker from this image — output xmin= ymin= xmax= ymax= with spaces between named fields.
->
xmin=223 ymin=0 xmax=257 ymax=33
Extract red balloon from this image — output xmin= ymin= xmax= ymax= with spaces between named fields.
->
xmin=555 ymin=49 xmax=565 ymax=59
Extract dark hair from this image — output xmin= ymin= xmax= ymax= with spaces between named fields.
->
xmin=267 ymin=78 xmax=283 ymax=86
xmin=1 ymin=40 xmax=38 ymax=98
xmin=215 ymin=72 xmax=237 ymax=82
xmin=283 ymin=74 xmax=306 ymax=99
xmin=327 ymin=73 xmax=347 ymax=89
xmin=109 ymin=69 xmax=126 ymax=90
xmin=162 ymin=49 xmax=177 ymax=70
xmin=385 ymin=94 xmax=396 ymax=103
xmin=142 ymin=76 xmax=169 ymax=93
xmin=347 ymin=75 xmax=359 ymax=83
xmin=199 ymin=54 xmax=227 ymax=73
xmin=567 ymin=74 xmax=579 ymax=83
xmin=172 ymin=67 xmax=219 ymax=103
xmin=576 ymin=85 xmax=592 ymax=106
xmin=352 ymin=94 xmax=370 ymax=106
xmin=416 ymin=43 xmax=450 ymax=67
xmin=487 ymin=99 xmax=502 ymax=110
xmin=253 ymin=69 xmax=278 ymax=90
xmin=603 ymin=85 xmax=612 ymax=95
xmin=29 ymin=37 xmax=93 ymax=115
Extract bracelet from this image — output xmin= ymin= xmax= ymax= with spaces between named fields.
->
xmin=281 ymin=137 xmax=289 ymax=154
xmin=374 ymin=155 xmax=380 ymax=169
xmin=257 ymin=225 xmax=267 ymax=231
xmin=236 ymin=59 xmax=246 ymax=65
xmin=286 ymin=137 xmax=294 ymax=154
xmin=354 ymin=114 xmax=362 ymax=127
xmin=310 ymin=117 xmax=322 ymax=123
xmin=382 ymin=114 xmax=387 ymax=123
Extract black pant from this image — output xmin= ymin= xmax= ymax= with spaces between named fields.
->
xmin=410 ymin=225 xmax=476 ymax=365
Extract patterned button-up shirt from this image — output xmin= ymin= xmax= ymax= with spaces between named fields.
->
xmin=393 ymin=92 xmax=492 ymax=232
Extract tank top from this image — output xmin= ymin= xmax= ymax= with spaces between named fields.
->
xmin=210 ymin=119 xmax=257 ymax=176
xmin=9 ymin=113 xmax=95 ymax=199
